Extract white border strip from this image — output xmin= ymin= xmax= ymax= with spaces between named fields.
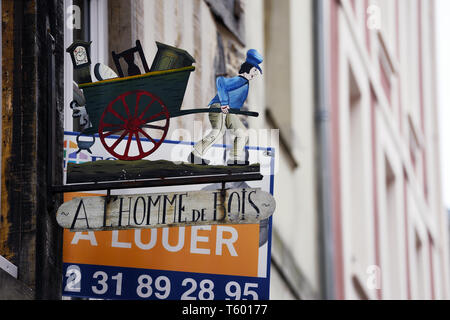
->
xmin=0 ymin=255 xmax=18 ymax=278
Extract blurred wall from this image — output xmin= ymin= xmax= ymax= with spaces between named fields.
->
xmin=260 ymin=0 xmax=319 ymax=299
xmin=326 ymin=0 xmax=450 ymax=300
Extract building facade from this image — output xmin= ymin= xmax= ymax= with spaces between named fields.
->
xmin=325 ymin=0 xmax=449 ymax=299
xmin=0 ymin=0 xmax=448 ymax=300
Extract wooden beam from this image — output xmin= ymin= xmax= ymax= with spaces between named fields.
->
xmin=56 ymin=188 xmax=276 ymax=231
xmin=0 ymin=0 xmax=15 ymax=264
xmin=54 ymin=173 xmax=263 ymax=193
xmin=67 ymin=159 xmax=260 ymax=183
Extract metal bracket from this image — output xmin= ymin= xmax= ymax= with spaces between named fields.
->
xmin=51 ymin=173 xmax=263 ymax=194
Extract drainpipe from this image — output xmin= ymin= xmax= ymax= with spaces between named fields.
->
xmin=313 ymin=0 xmax=336 ymax=300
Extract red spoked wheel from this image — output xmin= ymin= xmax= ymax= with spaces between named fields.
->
xmin=98 ymin=90 xmax=170 ymax=160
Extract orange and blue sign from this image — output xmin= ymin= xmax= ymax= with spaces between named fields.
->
xmin=61 ymin=132 xmax=274 ymax=300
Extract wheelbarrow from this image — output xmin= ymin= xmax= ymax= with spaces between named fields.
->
xmin=77 ymin=66 xmax=258 ymax=160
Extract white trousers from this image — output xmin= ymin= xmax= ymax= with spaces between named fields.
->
xmin=193 ymin=104 xmax=248 ymax=161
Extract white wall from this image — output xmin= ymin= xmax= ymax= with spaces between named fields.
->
xmin=334 ymin=0 xmax=449 ymax=300
xmin=254 ymin=0 xmax=320 ymax=298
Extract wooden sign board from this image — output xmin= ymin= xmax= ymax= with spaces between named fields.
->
xmin=57 ymin=188 xmax=275 ymax=232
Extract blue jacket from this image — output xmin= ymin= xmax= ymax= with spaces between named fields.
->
xmin=208 ymin=76 xmax=249 ymax=110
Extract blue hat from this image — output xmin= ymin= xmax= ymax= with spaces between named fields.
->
xmin=246 ymin=49 xmax=263 ymax=74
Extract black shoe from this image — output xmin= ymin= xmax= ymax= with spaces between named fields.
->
xmin=188 ymin=152 xmax=210 ymax=165
xmin=227 ymin=159 xmax=250 ymax=166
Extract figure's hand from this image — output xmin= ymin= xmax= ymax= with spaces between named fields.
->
xmin=221 ymin=105 xmax=230 ymax=114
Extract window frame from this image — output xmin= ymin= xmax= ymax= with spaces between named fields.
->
xmin=64 ymin=0 xmax=109 ymax=132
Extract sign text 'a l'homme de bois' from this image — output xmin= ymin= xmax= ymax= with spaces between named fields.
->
xmin=57 ymin=188 xmax=276 ymax=231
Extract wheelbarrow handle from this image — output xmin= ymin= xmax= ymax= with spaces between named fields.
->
xmin=161 ymin=108 xmax=260 ymax=120
xmin=208 ymin=108 xmax=259 ymax=117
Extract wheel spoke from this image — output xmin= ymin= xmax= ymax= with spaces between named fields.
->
xmin=110 ymin=131 xmax=128 ymax=150
xmin=108 ymin=107 xmax=126 ymax=123
xmin=102 ymin=128 xmax=124 ymax=138
xmin=124 ymin=132 xmax=133 ymax=156
xmin=135 ymin=132 xmax=144 ymax=155
xmin=121 ymin=96 xmax=132 ymax=118
xmin=138 ymin=128 xmax=156 ymax=145
xmin=138 ymin=99 xmax=156 ymax=120
xmin=134 ymin=92 xmax=144 ymax=117
xmin=142 ymin=124 xmax=167 ymax=131
xmin=142 ymin=110 xmax=166 ymax=123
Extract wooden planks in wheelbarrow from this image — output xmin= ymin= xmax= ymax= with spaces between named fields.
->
xmin=66 ymin=159 xmax=261 ymax=184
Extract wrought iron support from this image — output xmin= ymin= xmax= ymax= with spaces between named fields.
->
xmin=51 ymin=173 xmax=263 ymax=194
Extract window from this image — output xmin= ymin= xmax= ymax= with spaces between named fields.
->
xmin=405 ymin=0 xmax=421 ymax=123
xmin=379 ymin=51 xmax=392 ymax=103
xmin=384 ymin=155 xmax=401 ymax=298
xmin=203 ymin=0 xmax=245 ymax=44
xmin=414 ymin=230 xmax=425 ymax=299
xmin=348 ymin=66 xmax=370 ymax=276
xmin=378 ymin=0 xmax=396 ymax=50
xmin=263 ymin=0 xmax=299 ymax=169
xmin=64 ymin=0 xmax=108 ymax=132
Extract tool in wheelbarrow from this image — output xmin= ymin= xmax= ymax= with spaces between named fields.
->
xmin=112 ymin=40 xmax=150 ymax=77
xmin=66 ymin=40 xmax=93 ymax=84
xmin=94 ymin=63 xmax=118 ymax=81
xmin=67 ymin=40 xmax=260 ymax=161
